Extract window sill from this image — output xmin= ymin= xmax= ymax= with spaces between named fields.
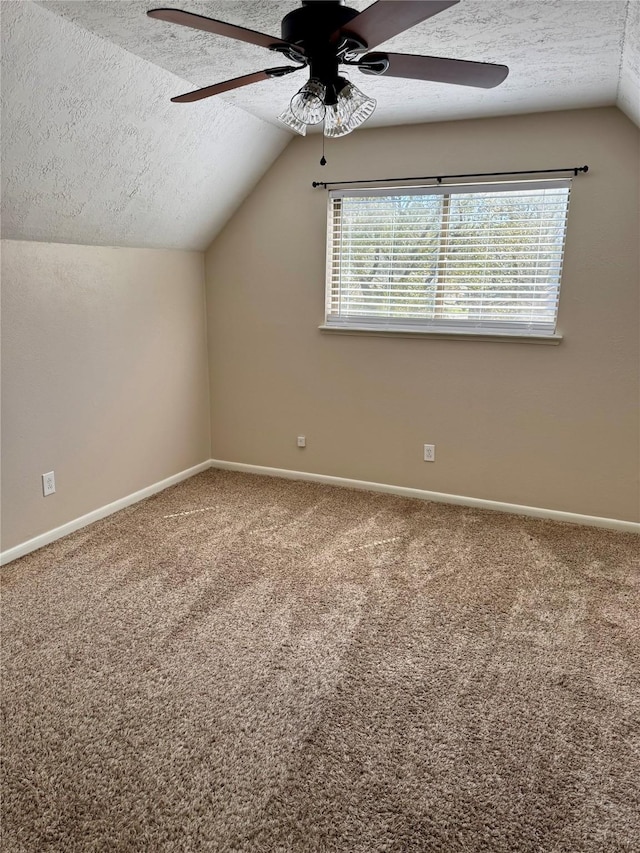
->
xmin=318 ymin=326 xmax=563 ymax=345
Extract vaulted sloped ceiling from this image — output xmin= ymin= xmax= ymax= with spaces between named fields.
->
xmin=619 ymin=0 xmax=640 ymax=124
xmin=0 ymin=1 xmax=290 ymax=250
xmin=1 ymin=1 xmax=638 ymax=251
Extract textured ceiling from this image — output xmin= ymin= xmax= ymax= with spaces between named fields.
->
xmin=619 ymin=0 xmax=640 ymax=124
xmin=36 ymin=0 xmax=638 ymax=129
xmin=1 ymin=1 xmax=638 ymax=252
xmin=1 ymin=1 xmax=290 ymax=250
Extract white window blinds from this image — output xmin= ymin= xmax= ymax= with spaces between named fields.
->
xmin=325 ymin=180 xmax=571 ymax=336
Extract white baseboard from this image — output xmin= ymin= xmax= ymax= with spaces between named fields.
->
xmin=3 ymin=458 xmax=637 ymax=566
xmin=210 ymin=459 xmax=640 ymax=534
xmin=0 ymin=461 xmax=211 ymax=566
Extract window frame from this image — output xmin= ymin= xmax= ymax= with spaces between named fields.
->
xmin=322 ymin=179 xmax=572 ymax=343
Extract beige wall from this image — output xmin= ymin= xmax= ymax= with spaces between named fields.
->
xmin=1 ymin=240 xmax=210 ymax=550
xmin=205 ymin=107 xmax=640 ymax=522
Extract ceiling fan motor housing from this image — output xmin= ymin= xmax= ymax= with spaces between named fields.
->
xmin=282 ymin=1 xmax=360 ymax=45
xmin=281 ymin=1 xmax=363 ymax=101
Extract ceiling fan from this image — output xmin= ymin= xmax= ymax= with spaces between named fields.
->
xmin=147 ymin=0 xmax=509 ymax=138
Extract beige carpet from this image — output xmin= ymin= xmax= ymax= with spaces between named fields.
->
xmin=2 ymin=470 xmax=639 ymax=852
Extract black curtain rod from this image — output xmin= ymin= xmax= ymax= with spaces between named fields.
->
xmin=312 ymin=165 xmax=589 ymax=189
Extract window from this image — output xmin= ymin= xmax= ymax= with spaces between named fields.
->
xmin=324 ymin=180 xmax=572 ymax=339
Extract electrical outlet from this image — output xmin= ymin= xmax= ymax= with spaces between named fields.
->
xmin=42 ymin=471 xmax=56 ymax=496
xmin=423 ymin=444 xmax=436 ymax=462
xmin=297 ymin=435 xmax=306 ymax=448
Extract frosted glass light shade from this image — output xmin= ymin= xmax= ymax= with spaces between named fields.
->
xmin=277 ymin=104 xmax=307 ymax=135
xmin=290 ymin=79 xmax=326 ymax=125
xmin=323 ymin=102 xmax=353 ymax=138
xmin=338 ymin=82 xmax=376 ymax=128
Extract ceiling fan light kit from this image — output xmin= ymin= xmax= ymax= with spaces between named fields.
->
xmin=148 ymin=0 xmax=509 ymax=140
xmin=280 ymin=75 xmax=377 ymax=136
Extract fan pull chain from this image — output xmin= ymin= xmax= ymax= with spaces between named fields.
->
xmin=320 ymin=131 xmax=327 ymax=166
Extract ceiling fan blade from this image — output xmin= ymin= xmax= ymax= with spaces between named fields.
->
xmin=147 ymin=8 xmax=303 ymax=54
xmin=171 ymin=66 xmax=301 ymax=103
xmin=359 ymin=52 xmax=509 ymax=88
xmin=333 ymin=1 xmax=459 ymax=50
